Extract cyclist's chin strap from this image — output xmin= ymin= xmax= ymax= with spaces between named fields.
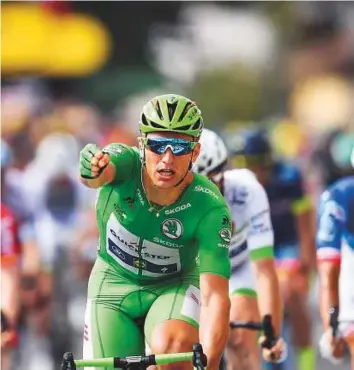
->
xmin=173 ymin=156 xmax=193 ymax=188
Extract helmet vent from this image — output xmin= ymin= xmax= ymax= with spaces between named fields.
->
xmin=141 ymin=114 xmax=149 ymax=126
xmin=191 ymin=118 xmax=203 ymax=131
xmin=167 ymin=101 xmax=178 ymax=121
xmin=150 ymin=120 xmax=166 ymax=129
xmin=178 ymin=102 xmax=193 ymax=122
xmin=175 ymin=124 xmax=191 ymax=131
xmin=154 ymin=100 xmax=164 ymax=120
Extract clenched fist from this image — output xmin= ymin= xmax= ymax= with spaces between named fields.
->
xmin=80 ymin=144 xmax=111 ymax=179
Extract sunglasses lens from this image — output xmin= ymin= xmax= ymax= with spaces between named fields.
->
xmin=146 ymin=139 xmax=193 ymax=156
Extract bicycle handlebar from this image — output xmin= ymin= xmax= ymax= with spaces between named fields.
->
xmin=230 ymin=314 xmax=277 ymax=350
xmin=61 ymin=343 xmax=207 ymax=370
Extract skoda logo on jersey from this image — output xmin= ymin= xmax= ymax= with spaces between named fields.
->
xmin=194 ymin=185 xmax=219 ymax=200
xmin=161 ymin=218 xmax=183 ymax=240
xmin=165 ymin=203 xmax=191 ymax=215
xmin=219 ymin=228 xmax=231 ymax=243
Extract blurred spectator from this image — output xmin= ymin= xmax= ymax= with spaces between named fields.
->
xmin=313 ymin=129 xmax=354 ymax=189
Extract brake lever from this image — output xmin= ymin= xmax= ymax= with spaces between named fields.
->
xmin=261 ymin=315 xmax=277 ymax=361
xmin=193 ymin=343 xmax=207 ymax=370
xmin=61 ymin=352 xmax=76 ymax=370
xmin=329 ymin=305 xmax=339 ymax=339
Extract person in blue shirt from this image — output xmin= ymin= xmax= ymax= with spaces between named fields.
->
xmin=227 ymin=128 xmax=316 ymax=370
xmin=316 ymin=157 xmax=354 ymax=367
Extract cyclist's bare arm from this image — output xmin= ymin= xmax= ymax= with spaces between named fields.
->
xmin=317 ymin=260 xmax=340 ymax=330
xmin=1 ymin=265 xmax=20 ymax=325
xmin=296 ymin=207 xmax=317 ymax=272
xmin=199 ymin=273 xmax=230 ymax=370
xmin=252 ymin=258 xmax=283 ymax=337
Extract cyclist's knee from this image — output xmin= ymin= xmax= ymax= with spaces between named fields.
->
xmin=279 ymin=270 xmax=308 ymax=304
xmin=228 ymin=328 xmax=257 ymax=350
xmin=150 ymin=319 xmax=198 ymax=354
xmin=226 ymin=330 xmax=260 ymax=370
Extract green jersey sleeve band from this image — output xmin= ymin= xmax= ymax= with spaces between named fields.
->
xmin=249 ymin=246 xmax=274 ymax=261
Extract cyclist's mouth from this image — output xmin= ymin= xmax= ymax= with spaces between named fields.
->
xmin=157 ymin=168 xmax=175 ymax=179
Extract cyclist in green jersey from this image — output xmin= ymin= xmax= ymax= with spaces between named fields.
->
xmin=79 ymin=94 xmax=232 ymax=370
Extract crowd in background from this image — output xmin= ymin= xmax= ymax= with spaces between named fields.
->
xmin=1 ymin=1 xmax=354 ymax=370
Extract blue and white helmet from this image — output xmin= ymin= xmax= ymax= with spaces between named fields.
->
xmin=193 ymin=128 xmax=228 ymax=175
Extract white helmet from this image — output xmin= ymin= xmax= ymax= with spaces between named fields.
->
xmin=194 ymin=128 xmax=228 ymax=175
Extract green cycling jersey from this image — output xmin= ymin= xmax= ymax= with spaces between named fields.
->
xmin=95 ymin=143 xmax=232 ymax=284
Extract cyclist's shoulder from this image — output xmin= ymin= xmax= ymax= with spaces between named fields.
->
xmin=190 ymin=173 xmax=226 ymax=209
xmin=272 ymin=160 xmax=302 ymax=187
xmin=321 ymin=176 xmax=354 ymax=204
xmin=224 ymin=168 xmax=260 ymax=189
xmin=330 ymin=176 xmax=354 ymax=193
xmin=224 ymin=168 xmax=265 ymax=202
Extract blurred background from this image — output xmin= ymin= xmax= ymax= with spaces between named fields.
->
xmin=1 ymin=1 xmax=354 ymax=370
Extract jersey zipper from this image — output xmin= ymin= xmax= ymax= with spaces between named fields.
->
xmin=137 ymin=236 xmax=144 ymax=276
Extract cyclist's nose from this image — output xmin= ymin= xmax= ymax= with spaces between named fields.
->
xmin=161 ymin=147 xmax=174 ymax=164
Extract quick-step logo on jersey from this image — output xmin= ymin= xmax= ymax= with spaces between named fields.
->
xmin=106 ymin=213 xmax=181 ymax=276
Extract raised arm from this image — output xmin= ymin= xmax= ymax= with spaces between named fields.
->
xmin=79 ymin=143 xmax=136 ymax=189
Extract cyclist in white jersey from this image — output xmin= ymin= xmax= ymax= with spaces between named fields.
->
xmin=194 ymin=129 xmax=284 ymax=370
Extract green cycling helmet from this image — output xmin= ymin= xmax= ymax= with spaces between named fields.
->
xmin=139 ymin=94 xmax=203 ymax=139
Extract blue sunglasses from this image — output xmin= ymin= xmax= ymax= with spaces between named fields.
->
xmin=141 ymin=137 xmax=197 ymax=156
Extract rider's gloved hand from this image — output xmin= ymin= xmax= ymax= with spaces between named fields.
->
xmin=259 ymin=336 xmax=288 ymax=363
xmin=319 ymin=329 xmax=346 ymax=365
xmin=80 ymin=144 xmax=110 ymax=179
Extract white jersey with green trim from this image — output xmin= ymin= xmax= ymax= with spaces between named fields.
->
xmin=223 ymin=169 xmax=274 ymax=271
